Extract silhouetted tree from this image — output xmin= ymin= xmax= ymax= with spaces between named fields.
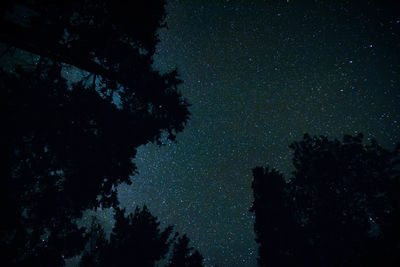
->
xmin=80 ymin=217 xmax=109 ymax=267
xmin=80 ymin=206 xmax=174 ymax=267
xmin=251 ymin=134 xmax=400 ymax=266
xmin=1 ymin=0 xmax=189 ymax=265
xmin=167 ymin=234 xmax=204 ymax=267
xmin=250 ymin=167 xmax=302 ymax=266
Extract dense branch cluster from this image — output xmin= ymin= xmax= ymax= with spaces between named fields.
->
xmin=252 ymin=134 xmax=400 ymax=266
xmin=0 ymin=1 xmax=201 ymax=266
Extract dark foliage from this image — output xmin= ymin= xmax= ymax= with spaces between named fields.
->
xmin=0 ymin=0 xmax=190 ymax=143
xmin=167 ymin=234 xmax=204 ymax=267
xmin=80 ymin=206 xmax=174 ymax=267
xmin=79 ymin=218 xmax=108 ymax=267
xmin=1 ymin=0 xmax=190 ymax=265
xmin=251 ymin=134 xmax=400 ymax=266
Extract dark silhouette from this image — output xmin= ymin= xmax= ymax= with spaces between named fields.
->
xmin=80 ymin=218 xmax=109 ymax=267
xmin=167 ymin=234 xmax=204 ymax=267
xmin=81 ymin=206 xmax=175 ymax=267
xmin=251 ymin=134 xmax=400 ymax=266
xmin=1 ymin=1 xmax=190 ymax=265
xmin=0 ymin=0 xmax=190 ymax=144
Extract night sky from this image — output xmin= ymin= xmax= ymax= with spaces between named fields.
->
xmin=82 ymin=1 xmax=399 ymax=266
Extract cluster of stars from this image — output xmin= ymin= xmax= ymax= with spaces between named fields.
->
xmin=89 ymin=1 xmax=400 ymax=266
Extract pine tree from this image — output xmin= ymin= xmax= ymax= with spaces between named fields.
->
xmin=167 ymin=234 xmax=204 ymax=267
xmin=80 ymin=206 xmax=174 ymax=267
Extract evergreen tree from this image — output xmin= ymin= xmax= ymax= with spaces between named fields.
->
xmin=251 ymin=134 xmax=400 ymax=266
xmin=167 ymin=234 xmax=204 ymax=267
xmin=80 ymin=206 xmax=174 ymax=267
xmin=80 ymin=218 xmax=109 ymax=267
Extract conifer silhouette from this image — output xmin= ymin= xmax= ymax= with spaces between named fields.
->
xmin=167 ymin=234 xmax=204 ymax=267
xmin=80 ymin=206 xmax=175 ymax=267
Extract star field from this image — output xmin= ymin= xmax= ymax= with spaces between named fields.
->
xmin=114 ymin=1 xmax=398 ymax=266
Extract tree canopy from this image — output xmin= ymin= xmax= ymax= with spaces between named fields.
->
xmin=167 ymin=234 xmax=204 ymax=267
xmin=251 ymin=134 xmax=400 ymax=266
xmin=1 ymin=0 xmax=191 ymax=265
xmin=80 ymin=207 xmax=204 ymax=267
xmin=80 ymin=206 xmax=174 ymax=267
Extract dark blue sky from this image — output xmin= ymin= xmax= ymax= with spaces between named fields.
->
xmin=114 ymin=1 xmax=400 ymax=266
